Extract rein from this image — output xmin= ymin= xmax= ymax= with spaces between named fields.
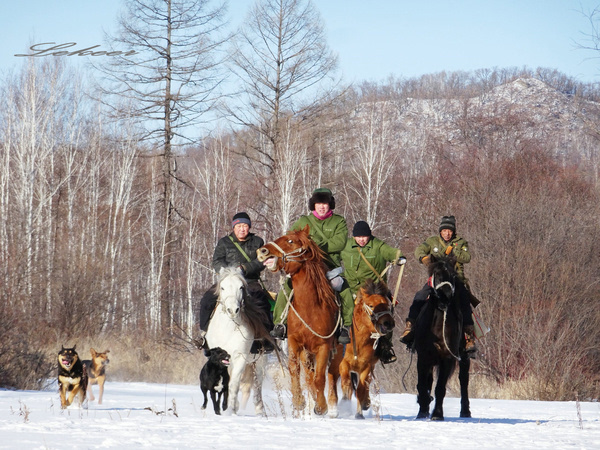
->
xmin=278 ymin=272 xmax=342 ymax=340
xmin=267 ymin=241 xmax=308 ymax=264
xmin=351 ymin=299 xmax=393 ymax=359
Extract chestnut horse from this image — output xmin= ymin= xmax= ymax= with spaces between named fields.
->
xmin=257 ymin=226 xmax=341 ymax=416
xmin=413 ymin=254 xmax=469 ymax=420
xmin=340 ymin=279 xmax=395 ymax=419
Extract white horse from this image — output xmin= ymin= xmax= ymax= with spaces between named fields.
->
xmin=205 ymin=267 xmax=267 ymax=415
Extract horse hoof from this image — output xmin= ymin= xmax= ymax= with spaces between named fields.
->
xmin=416 ymin=411 xmax=429 ymax=420
xmin=314 ymin=405 xmax=328 ymax=416
xmin=355 ymin=412 xmax=365 ymax=420
xmin=460 ymin=410 xmax=472 ymax=418
xmin=431 ymin=415 xmax=444 ymax=421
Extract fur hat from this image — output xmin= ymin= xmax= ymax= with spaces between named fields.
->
xmin=309 ymin=187 xmax=335 ymax=211
xmin=232 ymin=212 xmax=251 ymax=228
xmin=439 ymin=215 xmax=456 ymax=233
xmin=352 ymin=221 xmax=372 ymax=237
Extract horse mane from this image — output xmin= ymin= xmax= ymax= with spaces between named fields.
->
xmin=290 ymin=229 xmax=337 ymax=308
xmin=427 ymin=254 xmax=458 ymax=278
xmin=360 ymin=278 xmax=391 ymax=300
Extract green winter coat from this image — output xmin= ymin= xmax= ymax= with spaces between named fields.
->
xmin=341 ymin=236 xmax=403 ymax=295
xmin=292 ymin=213 xmax=348 ymax=269
xmin=414 ymin=234 xmax=471 ymax=282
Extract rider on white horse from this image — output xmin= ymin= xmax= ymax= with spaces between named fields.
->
xmin=198 ymin=212 xmax=274 ymax=353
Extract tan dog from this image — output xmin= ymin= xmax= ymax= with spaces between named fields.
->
xmin=82 ymin=348 xmax=110 ymax=404
xmin=58 ymin=345 xmax=88 ymax=409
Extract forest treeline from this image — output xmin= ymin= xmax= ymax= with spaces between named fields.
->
xmin=1 ymin=0 xmax=599 ymax=401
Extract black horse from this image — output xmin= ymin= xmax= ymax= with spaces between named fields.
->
xmin=413 ymin=255 xmax=471 ymax=420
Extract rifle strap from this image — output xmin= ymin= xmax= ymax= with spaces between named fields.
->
xmin=228 ymin=235 xmax=267 ymax=291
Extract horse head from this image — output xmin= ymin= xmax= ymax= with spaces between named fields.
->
xmin=216 ymin=267 xmax=247 ymax=319
xmin=356 ymin=279 xmax=395 ymax=335
xmin=427 ymin=255 xmax=458 ymax=311
xmin=257 ymin=225 xmax=325 ymax=275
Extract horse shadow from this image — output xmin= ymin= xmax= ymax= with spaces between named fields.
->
xmin=381 ymin=413 xmax=548 ymax=425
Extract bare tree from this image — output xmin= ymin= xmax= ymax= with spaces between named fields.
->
xmin=226 ymin=0 xmax=340 ymax=231
xmin=96 ymin=0 xmax=229 ymax=329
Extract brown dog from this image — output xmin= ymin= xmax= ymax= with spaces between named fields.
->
xmin=58 ymin=345 xmax=88 ymax=409
xmin=82 ymin=348 xmax=110 ymax=404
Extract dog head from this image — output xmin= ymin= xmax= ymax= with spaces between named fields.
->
xmin=205 ymin=347 xmax=230 ymax=368
xmin=58 ymin=345 xmax=79 ymax=371
xmin=90 ymin=348 xmax=110 ymax=367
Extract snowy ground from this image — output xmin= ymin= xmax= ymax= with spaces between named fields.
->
xmin=1 ymin=374 xmax=598 ymax=449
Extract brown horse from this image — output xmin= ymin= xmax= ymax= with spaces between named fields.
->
xmin=257 ymin=226 xmax=341 ymax=416
xmin=340 ymin=279 xmax=395 ymax=419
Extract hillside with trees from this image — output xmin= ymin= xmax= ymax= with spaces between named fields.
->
xmin=0 ymin=0 xmax=598 ymax=401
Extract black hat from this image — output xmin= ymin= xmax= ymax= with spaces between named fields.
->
xmin=309 ymin=187 xmax=335 ymax=211
xmin=232 ymin=212 xmax=251 ymax=228
xmin=439 ymin=215 xmax=456 ymax=233
xmin=352 ymin=221 xmax=372 ymax=237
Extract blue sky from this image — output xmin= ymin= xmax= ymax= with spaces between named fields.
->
xmin=2 ymin=0 xmax=600 ymax=83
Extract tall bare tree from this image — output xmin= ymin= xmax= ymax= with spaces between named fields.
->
xmin=227 ymin=0 xmax=340 ymax=232
xmin=97 ymin=0 xmax=229 ymax=329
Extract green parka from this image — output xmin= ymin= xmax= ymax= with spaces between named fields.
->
xmin=341 ymin=236 xmax=403 ymax=295
xmin=414 ymin=234 xmax=471 ymax=282
xmin=292 ymin=213 xmax=348 ymax=269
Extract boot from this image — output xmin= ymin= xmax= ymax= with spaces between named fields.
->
xmin=399 ymin=319 xmax=414 ymax=345
xmin=377 ymin=336 xmax=397 ymax=364
xmin=464 ymin=325 xmax=477 ymax=356
xmin=338 ymin=326 xmax=351 ymax=344
xmin=193 ymin=331 xmax=207 ymax=350
xmin=270 ymin=323 xmax=287 ymax=340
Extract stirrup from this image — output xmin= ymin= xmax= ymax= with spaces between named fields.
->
xmin=380 ymin=348 xmax=397 ymax=364
xmin=338 ymin=326 xmax=351 ymax=344
xmin=270 ymin=324 xmax=287 ymax=339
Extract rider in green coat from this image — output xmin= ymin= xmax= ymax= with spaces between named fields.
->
xmin=400 ymin=215 xmax=478 ymax=355
xmin=270 ymin=188 xmax=354 ymax=344
xmin=341 ymin=220 xmax=406 ymax=363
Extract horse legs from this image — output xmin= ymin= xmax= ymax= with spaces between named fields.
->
xmin=252 ymin=357 xmax=266 ymax=416
xmin=288 ymin=342 xmax=306 ymax=415
xmin=459 ymin=356 xmax=471 ymax=418
xmin=431 ymin=360 xmax=453 ymax=421
xmin=416 ymin=358 xmax=433 ymax=419
xmin=354 ymin=369 xmax=372 ymax=420
xmin=327 ymin=347 xmax=343 ymax=418
xmin=239 ymin=364 xmax=253 ymax=411
xmin=339 ymin=359 xmax=352 ymax=401
xmin=227 ymin=355 xmax=246 ymax=414
xmin=312 ymin=345 xmax=331 ymax=416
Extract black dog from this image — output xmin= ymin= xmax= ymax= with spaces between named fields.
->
xmin=58 ymin=345 xmax=88 ymax=409
xmin=200 ymin=347 xmax=230 ymax=415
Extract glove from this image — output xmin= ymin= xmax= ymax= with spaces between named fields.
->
xmin=396 ymin=257 xmax=407 ymax=266
xmin=445 ymin=245 xmax=453 ymax=255
xmin=420 ymin=255 xmax=430 ymax=265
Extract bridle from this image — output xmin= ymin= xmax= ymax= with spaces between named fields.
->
xmin=362 ymin=300 xmax=394 ymax=325
xmin=266 ymin=240 xmax=308 ymax=264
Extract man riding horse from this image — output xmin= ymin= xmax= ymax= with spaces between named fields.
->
xmin=270 ymin=188 xmax=355 ymax=344
xmin=341 ymin=220 xmax=406 ymax=364
xmin=198 ymin=212 xmax=274 ymax=353
xmin=400 ymin=215 xmax=478 ymax=355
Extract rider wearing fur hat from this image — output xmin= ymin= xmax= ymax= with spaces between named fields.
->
xmin=270 ymin=188 xmax=355 ymax=344
xmin=399 ymin=215 xmax=478 ymax=355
